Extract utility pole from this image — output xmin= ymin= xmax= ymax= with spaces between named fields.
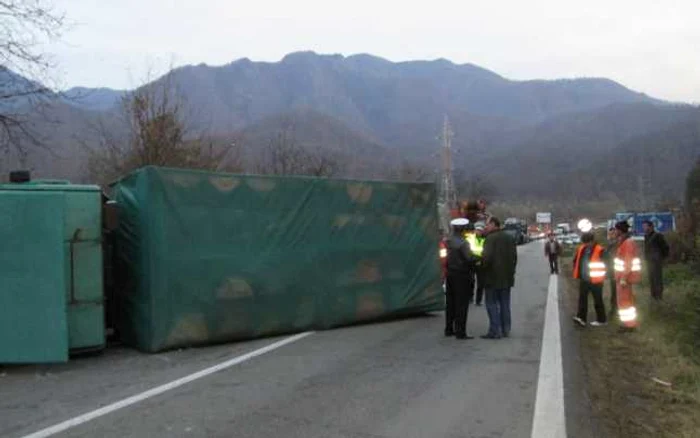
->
xmin=439 ymin=115 xmax=457 ymax=208
xmin=436 ymin=115 xmax=457 ymax=232
xmin=638 ymin=154 xmax=647 ymax=210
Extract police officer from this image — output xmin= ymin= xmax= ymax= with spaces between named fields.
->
xmin=445 ymin=218 xmax=478 ymax=339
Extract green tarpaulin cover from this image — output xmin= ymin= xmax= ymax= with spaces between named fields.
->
xmin=112 ymin=167 xmax=442 ymax=352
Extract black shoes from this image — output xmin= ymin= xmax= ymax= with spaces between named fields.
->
xmin=447 ymin=329 xmax=505 ymax=340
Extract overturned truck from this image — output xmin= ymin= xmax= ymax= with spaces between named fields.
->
xmin=112 ymin=167 xmax=444 ymax=353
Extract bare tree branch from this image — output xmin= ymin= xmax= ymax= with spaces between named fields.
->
xmin=0 ymin=1 xmax=64 ymax=78
xmin=84 ymin=69 xmax=236 ymax=185
xmin=0 ymin=0 xmax=65 ymax=154
xmin=254 ymin=126 xmax=342 ymax=178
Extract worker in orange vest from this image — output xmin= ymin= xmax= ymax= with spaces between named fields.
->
xmin=572 ymin=232 xmax=607 ymax=327
xmin=613 ymin=221 xmax=642 ymax=330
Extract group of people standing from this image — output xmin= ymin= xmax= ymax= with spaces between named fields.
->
xmin=443 ymin=210 xmax=669 ymax=337
xmin=443 ymin=216 xmax=518 ymax=340
xmin=546 ymin=220 xmax=669 ymax=330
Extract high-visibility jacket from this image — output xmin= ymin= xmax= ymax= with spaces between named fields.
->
xmin=464 ymin=232 xmax=484 ymax=257
xmin=614 ymin=236 xmax=641 ymax=328
xmin=573 ymin=243 xmax=606 ymax=284
xmin=614 ymin=237 xmax=642 ymax=285
xmin=439 ymin=239 xmax=448 ymax=279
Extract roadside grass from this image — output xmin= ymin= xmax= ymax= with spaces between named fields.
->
xmin=562 ymin=259 xmax=700 ymax=438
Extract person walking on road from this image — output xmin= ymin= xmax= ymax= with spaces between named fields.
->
xmin=604 ymin=227 xmax=619 ymax=317
xmin=544 ymin=233 xmax=562 ymax=274
xmin=643 ymin=220 xmax=669 ymax=301
xmin=572 ymin=233 xmax=607 ymax=327
xmin=614 ymin=221 xmax=642 ymax=330
xmin=444 ymin=218 xmax=478 ymax=340
xmin=481 ymin=217 xmax=518 ymax=339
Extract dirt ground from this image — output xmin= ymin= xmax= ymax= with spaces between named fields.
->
xmin=561 ymin=258 xmax=700 ymax=438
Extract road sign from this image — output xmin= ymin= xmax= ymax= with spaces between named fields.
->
xmin=536 ymin=212 xmax=552 ymax=224
xmin=614 ymin=212 xmax=676 ymax=236
xmin=634 ymin=212 xmax=676 ymax=234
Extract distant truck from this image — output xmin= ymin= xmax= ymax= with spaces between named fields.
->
xmin=555 ymin=223 xmax=571 ymax=234
xmin=504 ymin=217 xmax=528 ymax=245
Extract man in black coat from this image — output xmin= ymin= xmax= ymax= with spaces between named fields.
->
xmin=481 ymin=217 xmax=518 ymax=339
xmin=643 ymin=220 xmax=670 ymax=301
xmin=603 ymin=227 xmax=619 ymax=317
xmin=544 ymin=233 xmax=562 ymax=274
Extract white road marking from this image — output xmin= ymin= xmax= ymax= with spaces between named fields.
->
xmin=20 ymin=331 xmax=314 ymax=438
xmin=531 ymin=274 xmax=567 ymax=438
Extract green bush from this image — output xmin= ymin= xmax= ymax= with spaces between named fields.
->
xmin=665 ymin=263 xmax=697 ymax=285
xmin=675 ymin=278 xmax=700 ymax=361
xmin=665 ymin=231 xmax=695 ymax=264
xmin=650 ymin=263 xmax=700 ymax=362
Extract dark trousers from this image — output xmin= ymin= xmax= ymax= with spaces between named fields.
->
xmin=549 ymin=255 xmax=559 ymax=274
xmin=485 ymin=288 xmax=511 ymax=337
xmin=608 ymin=272 xmax=617 ymax=315
xmin=648 ymin=261 xmax=664 ymax=300
xmin=577 ymin=281 xmax=606 ymax=323
xmin=445 ymin=272 xmax=474 ymax=336
xmin=475 ymin=267 xmax=484 ymax=305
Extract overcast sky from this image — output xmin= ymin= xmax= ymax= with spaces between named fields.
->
xmin=50 ymin=0 xmax=700 ymax=102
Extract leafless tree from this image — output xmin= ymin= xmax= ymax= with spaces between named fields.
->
xmin=389 ymin=161 xmax=433 ymax=182
xmin=456 ymin=172 xmax=499 ymax=199
xmin=86 ymin=71 xmax=240 ymax=185
xmin=0 ymin=0 xmax=65 ymax=151
xmin=255 ymin=128 xmax=341 ymax=178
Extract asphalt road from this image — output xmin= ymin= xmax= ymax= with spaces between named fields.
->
xmin=1 ymin=242 xmax=593 ymax=438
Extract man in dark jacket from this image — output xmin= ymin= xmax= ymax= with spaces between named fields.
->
xmin=481 ymin=217 xmax=518 ymax=339
xmin=445 ymin=218 xmax=478 ymax=339
xmin=603 ymin=227 xmax=619 ymax=317
xmin=643 ymin=220 xmax=670 ymax=301
xmin=544 ymin=233 xmax=562 ymax=274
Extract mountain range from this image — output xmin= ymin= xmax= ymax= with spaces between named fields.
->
xmin=2 ymin=51 xmax=699 ymax=207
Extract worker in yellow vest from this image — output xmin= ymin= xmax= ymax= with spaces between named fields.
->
xmin=572 ymin=232 xmax=607 ymax=327
xmin=465 ymin=222 xmax=486 ymax=305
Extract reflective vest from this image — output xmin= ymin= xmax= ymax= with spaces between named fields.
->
xmin=464 ymin=232 xmax=484 ymax=257
xmin=573 ymin=244 xmax=606 ymax=284
xmin=614 ymin=237 xmax=642 ymax=284
xmin=615 ymin=237 xmax=641 ymax=327
xmin=439 ymin=239 xmax=448 ymax=279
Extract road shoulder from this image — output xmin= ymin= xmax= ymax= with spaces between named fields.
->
xmin=559 ymin=274 xmax=605 ymax=438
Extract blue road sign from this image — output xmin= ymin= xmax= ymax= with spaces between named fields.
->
xmin=614 ymin=212 xmax=675 ymax=236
